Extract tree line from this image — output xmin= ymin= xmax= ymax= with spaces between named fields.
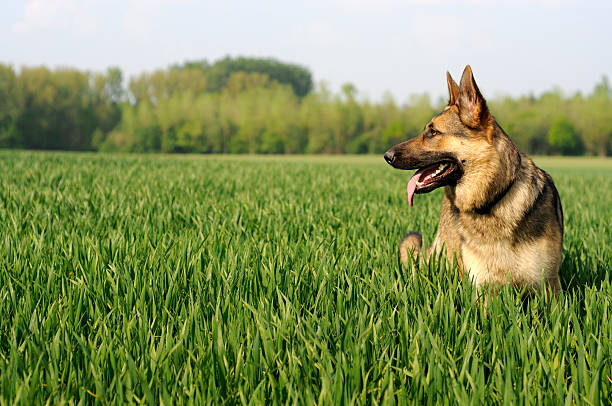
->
xmin=1 ymin=57 xmax=611 ymax=155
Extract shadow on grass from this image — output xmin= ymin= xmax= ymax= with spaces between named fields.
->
xmin=560 ymin=244 xmax=610 ymax=297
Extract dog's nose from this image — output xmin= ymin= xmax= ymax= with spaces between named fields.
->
xmin=384 ymin=150 xmax=396 ymax=164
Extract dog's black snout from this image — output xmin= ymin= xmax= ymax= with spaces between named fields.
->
xmin=384 ymin=150 xmax=396 ymax=164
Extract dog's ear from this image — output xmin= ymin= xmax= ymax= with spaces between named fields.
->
xmin=446 ymin=71 xmax=459 ymax=106
xmin=458 ymin=65 xmax=490 ymax=128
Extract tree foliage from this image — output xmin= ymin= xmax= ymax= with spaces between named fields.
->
xmin=548 ymin=117 xmax=582 ymax=155
xmin=172 ymin=56 xmax=313 ymax=98
xmin=1 ymin=59 xmax=611 ymax=156
xmin=0 ymin=65 xmax=122 ymax=150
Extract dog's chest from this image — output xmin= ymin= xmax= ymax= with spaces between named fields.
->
xmin=460 ymin=239 xmax=517 ymax=285
xmin=459 ymin=231 xmax=554 ymax=288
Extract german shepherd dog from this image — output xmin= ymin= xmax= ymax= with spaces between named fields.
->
xmin=384 ymin=66 xmax=563 ymax=293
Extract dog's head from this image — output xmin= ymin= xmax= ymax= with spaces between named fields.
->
xmin=384 ymin=65 xmax=517 ymax=208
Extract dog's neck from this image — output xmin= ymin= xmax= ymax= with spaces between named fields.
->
xmin=446 ymin=122 xmax=521 ymax=213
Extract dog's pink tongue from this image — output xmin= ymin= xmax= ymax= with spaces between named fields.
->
xmin=407 ymin=173 xmax=419 ymax=206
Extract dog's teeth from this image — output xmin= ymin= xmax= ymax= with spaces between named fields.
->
xmin=430 ymin=163 xmax=448 ymax=178
xmin=431 ymin=163 xmax=446 ymax=178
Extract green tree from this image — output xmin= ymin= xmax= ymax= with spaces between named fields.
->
xmin=0 ymin=65 xmax=21 ymax=147
xmin=548 ymin=117 xmax=582 ymax=155
xmin=177 ymin=56 xmax=313 ymax=98
xmin=4 ymin=59 xmax=612 ymax=156
xmin=572 ymin=77 xmax=612 ymax=156
xmin=129 ymin=68 xmax=207 ymax=105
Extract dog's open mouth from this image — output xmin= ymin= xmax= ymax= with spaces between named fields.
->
xmin=407 ymin=160 xmax=462 ymax=206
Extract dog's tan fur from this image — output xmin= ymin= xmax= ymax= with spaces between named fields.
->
xmin=388 ymin=66 xmax=563 ymax=293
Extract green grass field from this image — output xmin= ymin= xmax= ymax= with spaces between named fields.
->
xmin=0 ymin=151 xmax=610 ymax=404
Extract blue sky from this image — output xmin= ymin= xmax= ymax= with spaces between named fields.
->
xmin=1 ymin=0 xmax=611 ymax=102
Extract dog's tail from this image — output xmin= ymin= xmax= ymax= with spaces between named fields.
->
xmin=400 ymin=231 xmax=422 ymax=264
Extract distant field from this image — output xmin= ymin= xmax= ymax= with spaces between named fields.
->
xmin=0 ymin=151 xmax=610 ymax=404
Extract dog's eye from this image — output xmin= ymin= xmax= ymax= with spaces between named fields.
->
xmin=431 ymin=129 xmax=440 ymax=136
